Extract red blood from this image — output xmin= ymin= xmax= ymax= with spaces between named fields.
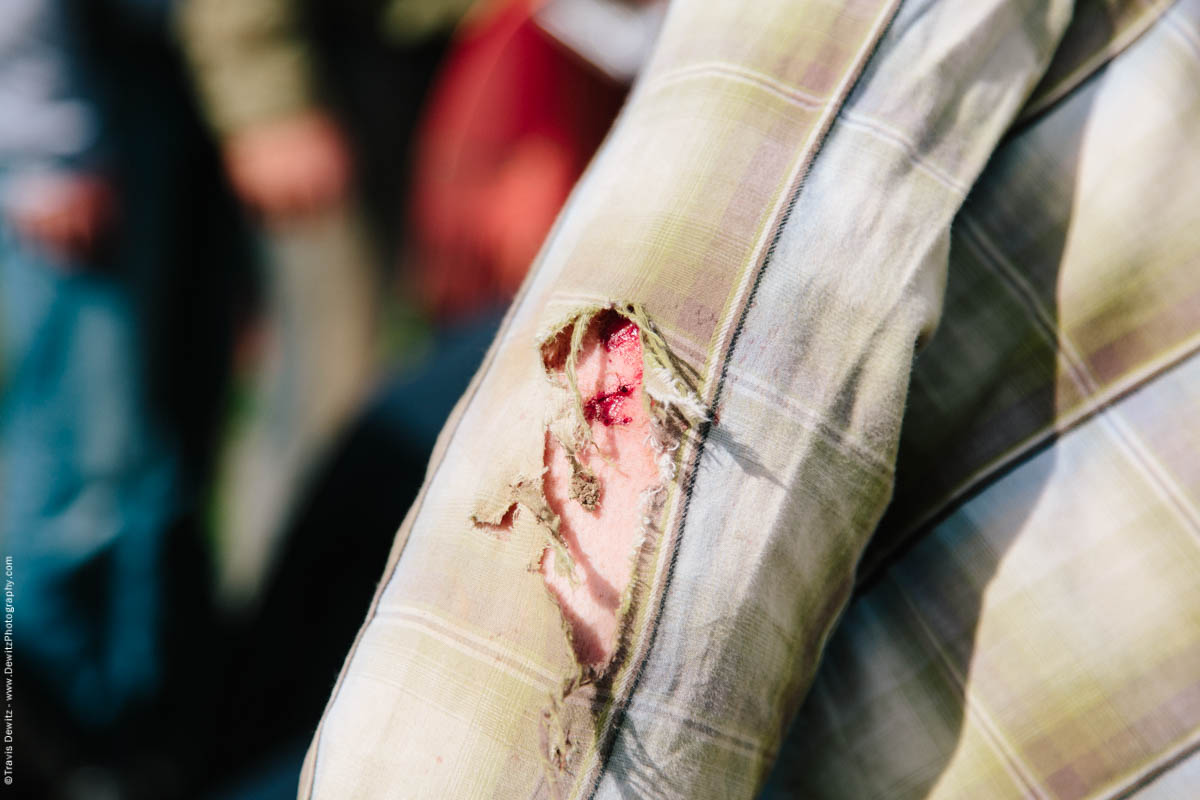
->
xmin=581 ymin=313 xmax=642 ymax=426
xmin=584 ymin=384 xmax=634 ymax=426
xmin=601 ymin=316 xmax=639 ymax=352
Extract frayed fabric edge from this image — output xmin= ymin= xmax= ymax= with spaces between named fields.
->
xmin=472 ymin=301 xmax=703 ymax=796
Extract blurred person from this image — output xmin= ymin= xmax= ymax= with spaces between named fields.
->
xmin=178 ymin=0 xmax=474 ymax=609
xmin=0 ymin=0 xmax=245 ymax=794
xmin=175 ymin=5 xmax=660 ymax=795
xmin=407 ymin=0 xmax=664 ymax=320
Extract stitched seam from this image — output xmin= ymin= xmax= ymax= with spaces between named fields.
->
xmin=581 ymin=2 xmax=906 ymax=797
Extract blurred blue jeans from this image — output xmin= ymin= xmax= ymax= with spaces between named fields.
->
xmin=0 ymin=224 xmax=180 ymax=729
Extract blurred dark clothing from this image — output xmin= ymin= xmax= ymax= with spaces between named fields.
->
xmin=177 ymin=0 xmax=459 ymax=594
xmin=178 ymin=0 xmax=473 ymax=134
xmin=179 ymin=0 xmax=467 ymax=255
xmin=0 ymin=0 xmax=247 ymax=791
xmin=208 ymin=310 xmax=503 ymax=796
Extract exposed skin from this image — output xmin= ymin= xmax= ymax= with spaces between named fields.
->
xmin=222 ymin=111 xmax=352 ymax=222
xmin=542 ymin=314 xmax=660 ymax=666
xmin=9 ymin=173 xmax=117 ymax=262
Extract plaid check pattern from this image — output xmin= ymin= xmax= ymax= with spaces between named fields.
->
xmin=768 ymin=2 xmax=1200 ymax=797
xmin=300 ymin=1 xmax=1197 ymax=798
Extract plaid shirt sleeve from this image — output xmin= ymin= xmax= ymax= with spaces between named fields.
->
xmin=769 ymin=1 xmax=1200 ymax=797
xmin=299 ymin=0 xmax=1190 ymax=798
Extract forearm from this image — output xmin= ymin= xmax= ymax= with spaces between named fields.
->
xmin=301 ymin=0 xmax=1078 ymax=797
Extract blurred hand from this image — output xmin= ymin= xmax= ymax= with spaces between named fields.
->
xmin=223 ymin=111 xmax=352 ymax=221
xmin=9 ymin=173 xmax=117 ymax=262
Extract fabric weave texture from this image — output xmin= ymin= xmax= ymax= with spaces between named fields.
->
xmin=301 ymin=1 xmax=1200 ymax=797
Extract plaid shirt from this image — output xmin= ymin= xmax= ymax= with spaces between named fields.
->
xmin=301 ymin=0 xmax=1200 ymax=797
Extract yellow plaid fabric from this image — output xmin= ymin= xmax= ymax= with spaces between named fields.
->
xmin=767 ymin=2 xmax=1200 ymax=797
xmin=301 ymin=0 xmax=1197 ymax=798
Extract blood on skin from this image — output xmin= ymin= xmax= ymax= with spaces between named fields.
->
xmin=574 ymin=314 xmax=641 ymax=426
xmin=600 ymin=315 xmax=640 ymax=352
xmin=541 ymin=311 xmax=659 ymax=666
xmin=583 ymin=384 xmax=634 ymax=426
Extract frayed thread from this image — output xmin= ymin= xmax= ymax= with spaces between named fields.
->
xmin=479 ymin=302 xmax=702 ymax=786
xmin=538 ymin=301 xmax=705 ymax=460
xmin=471 ymin=474 xmax=581 ymax=587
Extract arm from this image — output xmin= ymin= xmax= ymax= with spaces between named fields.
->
xmin=175 ymin=0 xmax=477 ymax=221
xmin=176 ymin=0 xmax=350 ymax=219
xmin=300 ymin=0 xmax=1078 ymax=797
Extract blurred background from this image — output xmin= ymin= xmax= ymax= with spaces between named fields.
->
xmin=0 ymin=0 xmax=665 ymax=797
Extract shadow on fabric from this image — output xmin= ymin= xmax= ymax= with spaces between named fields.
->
xmin=762 ymin=35 xmax=1106 ymax=800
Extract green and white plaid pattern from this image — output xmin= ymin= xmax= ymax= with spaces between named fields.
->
xmin=301 ymin=1 xmax=1197 ymax=797
xmin=768 ymin=2 xmax=1200 ymax=797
